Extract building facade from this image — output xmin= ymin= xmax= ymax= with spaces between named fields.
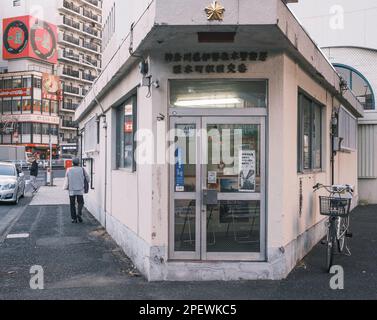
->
xmin=75 ymin=0 xmax=362 ymax=281
xmin=0 ymin=0 xmax=102 ymax=156
xmin=289 ymin=0 xmax=377 ymax=204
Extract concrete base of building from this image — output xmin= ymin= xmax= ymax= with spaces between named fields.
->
xmin=359 ymin=179 xmax=377 ymax=204
xmin=104 ymin=212 xmax=327 ymax=281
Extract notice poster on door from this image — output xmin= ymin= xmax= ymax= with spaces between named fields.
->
xmin=238 ymin=148 xmax=256 ymax=192
xmin=175 ymin=147 xmax=185 ymax=192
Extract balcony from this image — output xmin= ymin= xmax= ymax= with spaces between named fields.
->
xmin=61 ymin=120 xmax=77 ymax=128
xmin=62 ymin=68 xmax=80 ymax=79
xmin=62 ymin=103 xmax=79 ymax=111
xmin=82 ymin=42 xmax=99 ymax=53
xmin=63 ymin=0 xmax=80 ymax=14
xmin=82 ymin=0 xmax=102 ymax=9
xmin=63 ymin=16 xmax=81 ymax=31
xmin=63 ymin=85 xmax=80 ymax=95
xmin=82 ymin=73 xmax=96 ymax=82
xmin=83 ymin=25 xmax=99 ymax=37
xmin=63 ymin=138 xmax=78 ymax=144
xmin=61 ymin=34 xmax=80 ymax=46
xmin=61 ymin=50 xmax=80 ymax=61
xmin=83 ymin=9 xmax=99 ymax=22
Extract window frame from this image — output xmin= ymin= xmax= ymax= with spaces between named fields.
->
xmin=297 ymin=90 xmax=324 ymax=173
xmin=334 ymin=63 xmax=375 ymax=111
xmin=115 ymin=94 xmax=137 ymax=172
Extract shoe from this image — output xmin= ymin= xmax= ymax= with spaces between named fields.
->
xmin=78 ymin=216 xmax=83 ymax=223
xmin=72 ymin=219 xmax=78 ymax=223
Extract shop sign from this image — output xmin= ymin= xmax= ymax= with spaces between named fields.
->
xmin=1 ymin=114 xmax=60 ymax=125
xmin=3 ymin=16 xmax=58 ymax=64
xmin=0 ymin=87 xmax=31 ymax=97
xmin=238 ymin=148 xmax=256 ymax=193
xmin=165 ymin=51 xmax=268 ymax=75
xmin=42 ymin=73 xmax=63 ymax=101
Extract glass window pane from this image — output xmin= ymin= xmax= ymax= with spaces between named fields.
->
xmin=22 ymin=98 xmax=32 ymax=113
xmin=207 ymin=200 xmax=260 ymax=253
xmin=174 ymin=200 xmax=196 ymax=252
xmin=302 ymin=97 xmax=311 ymax=170
xmin=116 ymin=96 xmax=136 ymax=170
xmin=174 ymin=124 xmax=196 ymax=192
xmin=207 ymin=124 xmax=261 ymax=193
xmin=312 ymin=104 xmax=322 ymax=169
xmin=170 ymin=80 xmax=267 ymax=109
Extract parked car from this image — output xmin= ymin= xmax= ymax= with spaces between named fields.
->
xmin=0 ymin=162 xmax=26 ymax=205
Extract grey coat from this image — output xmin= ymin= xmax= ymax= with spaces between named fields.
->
xmin=63 ymin=166 xmax=90 ymax=196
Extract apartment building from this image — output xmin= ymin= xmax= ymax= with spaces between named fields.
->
xmin=57 ymin=0 xmax=102 ymax=155
xmin=0 ymin=0 xmax=102 ymax=156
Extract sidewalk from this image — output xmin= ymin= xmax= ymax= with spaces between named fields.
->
xmin=29 ymin=179 xmax=70 ymax=206
xmin=0 ymin=188 xmax=376 ymax=299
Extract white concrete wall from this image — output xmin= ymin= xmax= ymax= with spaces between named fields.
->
xmin=102 ymin=0 xmax=153 ymax=68
xmin=288 ymin=0 xmax=377 ymax=50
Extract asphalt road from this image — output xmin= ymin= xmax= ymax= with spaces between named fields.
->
xmin=0 ymin=179 xmax=376 ymax=300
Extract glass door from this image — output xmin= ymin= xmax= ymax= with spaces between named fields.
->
xmin=170 ymin=117 xmax=266 ymax=261
xmin=201 ymin=117 xmax=265 ymax=261
xmin=169 ymin=117 xmax=201 ymax=260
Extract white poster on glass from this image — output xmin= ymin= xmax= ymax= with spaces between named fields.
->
xmin=238 ymin=149 xmax=256 ymax=192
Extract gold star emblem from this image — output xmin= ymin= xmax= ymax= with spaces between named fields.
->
xmin=205 ymin=1 xmax=225 ymax=21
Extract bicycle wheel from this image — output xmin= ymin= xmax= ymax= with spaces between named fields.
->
xmin=326 ymin=219 xmax=336 ymax=272
xmin=337 ymin=217 xmax=347 ymax=253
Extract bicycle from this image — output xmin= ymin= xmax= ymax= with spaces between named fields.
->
xmin=313 ymin=183 xmax=354 ymax=272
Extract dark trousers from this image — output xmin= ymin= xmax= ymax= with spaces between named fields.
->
xmin=69 ymin=195 xmax=84 ymax=220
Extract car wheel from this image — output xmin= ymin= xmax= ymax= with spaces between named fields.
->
xmin=13 ymin=190 xmax=19 ymax=205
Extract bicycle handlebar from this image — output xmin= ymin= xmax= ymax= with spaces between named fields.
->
xmin=313 ymin=183 xmax=354 ymax=195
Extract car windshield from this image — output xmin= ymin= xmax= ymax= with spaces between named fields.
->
xmin=0 ymin=165 xmax=16 ymax=176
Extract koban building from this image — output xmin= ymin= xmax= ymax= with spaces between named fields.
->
xmin=75 ymin=0 xmax=363 ymax=281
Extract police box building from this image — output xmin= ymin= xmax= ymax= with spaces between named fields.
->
xmin=76 ymin=0 xmax=363 ymax=281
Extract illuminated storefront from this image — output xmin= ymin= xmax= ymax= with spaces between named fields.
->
xmin=0 ymin=71 xmax=60 ymax=157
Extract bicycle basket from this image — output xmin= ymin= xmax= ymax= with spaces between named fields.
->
xmin=319 ymin=197 xmax=351 ymax=217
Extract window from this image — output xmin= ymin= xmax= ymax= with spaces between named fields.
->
xmin=13 ymin=0 xmax=21 ymax=7
xmin=170 ymin=80 xmax=267 ymax=108
xmin=334 ymin=64 xmax=375 ymax=111
xmin=42 ymin=100 xmax=50 ymax=114
xmin=22 ymin=77 xmax=32 ymax=88
xmin=33 ymin=77 xmax=42 ymax=89
xmin=116 ymin=95 xmax=137 ymax=171
xmin=12 ymin=98 xmax=22 ymax=114
xmin=12 ymin=78 xmax=22 ymax=89
xmin=50 ymin=101 xmax=59 ymax=114
xmin=83 ymin=116 xmax=98 ymax=153
xmin=22 ymin=98 xmax=32 ymax=113
xmin=33 ymin=99 xmax=42 ymax=113
xmin=2 ymin=99 xmax=12 ymax=114
xmin=298 ymin=92 xmax=323 ymax=172
xmin=338 ymin=107 xmax=357 ymax=150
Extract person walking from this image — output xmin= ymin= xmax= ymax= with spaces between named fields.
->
xmin=29 ymin=155 xmax=39 ymax=193
xmin=63 ymin=158 xmax=90 ymax=223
